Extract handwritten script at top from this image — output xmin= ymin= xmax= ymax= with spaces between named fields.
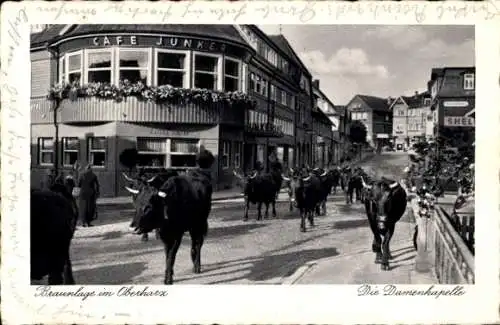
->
xmin=32 ymin=0 xmax=500 ymax=23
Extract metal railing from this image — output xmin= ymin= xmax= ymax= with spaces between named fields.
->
xmin=432 ymin=205 xmax=475 ymax=284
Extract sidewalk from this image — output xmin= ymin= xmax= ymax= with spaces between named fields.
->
xmin=97 ymin=188 xmax=288 ymax=207
xmin=286 ymin=212 xmax=437 ymax=284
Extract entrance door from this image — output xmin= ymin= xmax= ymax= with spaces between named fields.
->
xmin=243 ymin=143 xmax=254 ymax=173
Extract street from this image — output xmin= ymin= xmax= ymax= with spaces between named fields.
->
xmin=70 ymin=153 xmax=416 ymax=284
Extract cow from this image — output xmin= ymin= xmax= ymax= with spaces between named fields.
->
xmin=329 ymin=167 xmax=342 ymax=194
xmin=311 ymin=167 xmax=332 ymax=216
xmin=31 ymin=188 xmax=77 ymax=284
xmin=134 ymin=149 xmax=215 ymax=284
xmin=233 ymin=161 xmax=286 ymax=221
xmin=124 ymin=169 xmax=179 ymax=242
xmin=286 ymin=168 xmax=322 ymax=232
xmin=360 ymin=176 xmax=408 ymax=270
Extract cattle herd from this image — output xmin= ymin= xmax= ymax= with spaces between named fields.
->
xmin=31 ymin=151 xmax=412 ymax=285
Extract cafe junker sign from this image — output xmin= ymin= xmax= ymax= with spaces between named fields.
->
xmin=91 ymin=35 xmax=229 ymax=53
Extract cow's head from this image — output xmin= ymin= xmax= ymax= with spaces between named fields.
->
xmin=127 ymin=183 xmax=165 ymax=234
xmin=285 ymin=168 xmax=312 ymax=205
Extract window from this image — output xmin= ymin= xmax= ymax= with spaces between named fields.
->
xmin=38 ymin=138 xmax=54 ymax=165
xmin=194 ymin=54 xmax=219 ymax=90
xmin=249 ymin=73 xmax=255 ymax=92
xmin=67 ymin=51 xmax=82 ymax=85
xmin=424 ymin=98 xmax=431 ymax=106
xmin=156 ymin=50 xmax=187 ymax=88
xmin=169 ymin=139 xmax=199 ymax=168
xmin=288 ymin=148 xmax=294 ymax=167
xmin=119 ymin=49 xmax=149 ymax=84
xmin=137 ymin=138 xmax=167 ymax=168
xmin=86 ymin=50 xmax=112 ymax=83
xmin=59 ymin=56 xmax=66 ymax=83
xmin=464 ymin=73 xmax=475 ymax=90
xmin=221 ymin=141 xmax=231 ymax=169
xmin=87 ymin=137 xmax=106 ymax=167
xmin=62 ymin=137 xmax=79 ymax=166
xmin=234 ymin=142 xmax=242 ymax=169
xmin=257 ymin=144 xmax=265 ymax=162
xmin=281 ymin=89 xmax=287 ymax=105
xmin=224 ymin=58 xmax=241 ymax=92
xmin=270 ymin=84 xmax=277 ymax=102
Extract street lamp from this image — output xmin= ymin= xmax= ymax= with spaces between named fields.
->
xmin=46 ymin=43 xmax=60 ymax=176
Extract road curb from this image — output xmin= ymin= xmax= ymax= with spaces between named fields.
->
xmin=281 ymin=262 xmax=318 ymax=284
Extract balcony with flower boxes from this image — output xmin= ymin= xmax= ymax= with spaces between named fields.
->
xmin=244 ymin=122 xmax=285 ymax=138
xmin=40 ymin=82 xmax=254 ymax=126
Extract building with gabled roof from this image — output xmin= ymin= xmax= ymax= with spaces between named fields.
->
xmin=345 ymin=94 xmax=393 ymax=149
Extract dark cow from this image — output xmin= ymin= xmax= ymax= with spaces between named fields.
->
xmin=134 ymin=149 xmax=215 ymax=284
xmin=124 ymin=169 xmax=179 ymax=241
xmin=31 ymin=188 xmax=77 ymax=284
xmin=342 ymin=166 xmax=364 ymax=204
xmin=233 ymin=161 xmax=286 ymax=221
xmin=311 ymin=167 xmax=332 ymax=216
xmin=286 ymin=168 xmax=322 ymax=232
xmin=361 ymin=176 xmax=408 ymax=270
xmin=329 ymin=167 xmax=341 ymax=194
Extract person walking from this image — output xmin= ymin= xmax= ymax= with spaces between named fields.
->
xmin=78 ymin=164 xmax=100 ymax=227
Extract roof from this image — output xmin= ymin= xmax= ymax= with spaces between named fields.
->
xmin=400 ymin=91 xmax=430 ymax=109
xmin=312 ymin=108 xmax=334 ymax=126
xmin=430 ymin=66 xmax=475 ymax=81
xmin=267 ymin=34 xmax=312 ymax=77
xmin=357 ymin=95 xmax=391 ymax=112
xmin=333 ymin=105 xmax=346 ymax=116
xmin=31 ymin=24 xmax=249 ymax=49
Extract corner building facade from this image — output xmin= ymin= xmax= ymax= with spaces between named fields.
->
xmin=30 ymin=25 xmax=314 ymax=197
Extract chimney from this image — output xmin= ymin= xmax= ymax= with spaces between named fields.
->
xmin=387 ymin=96 xmax=393 ymax=105
xmin=313 ymin=79 xmax=320 ymax=89
xmin=414 ymin=91 xmax=418 ymax=96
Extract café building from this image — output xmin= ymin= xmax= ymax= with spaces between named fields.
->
xmin=30 ymin=25 xmax=312 ymax=196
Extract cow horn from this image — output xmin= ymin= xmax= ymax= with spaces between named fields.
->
xmin=158 ymin=191 xmax=167 ymax=198
xmin=125 ymin=186 xmax=139 ymax=194
xmin=282 ymin=174 xmax=290 ymax=181
xmin=360 ymin=176 xmax=372 ymax=189
xmin=289 ymin=168 xmax=294 ymax=174
xmin=249 ymin=172 xmax=257 ymax=179
xmin=146 ymin=175 xmax=157 ymax=183
xmin=302 ymin=176 xmax=311 ymax=181
xmin=320 ymin=171 xmax=327 ymax=177
xmin=122 ymin=172 xmax=134 ymax=182
xmin=313 ymin=167 xmax=320 ymax=171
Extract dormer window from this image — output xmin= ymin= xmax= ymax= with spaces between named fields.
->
xmin=464 ymin=73 xmax=475 ymax=90
xmin=424 ymin=98 xmax=431 ymax=106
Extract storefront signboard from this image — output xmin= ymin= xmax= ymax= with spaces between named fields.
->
xmin=443 ymin=101 xmax=469 ymax=108
xmin=443 ymin=116 xmax=475 ymax=127
xmin=90 ymin=35 xmax=228 ymax=53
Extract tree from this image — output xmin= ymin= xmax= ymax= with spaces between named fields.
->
xmin=348 ymin=120 xmax=368 ymax=158
xmin=119 ymin=148 xmax=139 ymax=172
xmin=348 ymin=120 xmax=368 ymax=144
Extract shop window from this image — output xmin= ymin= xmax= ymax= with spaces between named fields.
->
xmin=194 ymin=54 xmax=219 ymax=90
xmin=137 ymin=137 xmax=167 ymax=168
xmin=234 ymin=142 xmax=242 ymax=169
xmin=38 ymin=137 xmax=54 ymax=165
xmin=87 ymin=50 xmax=112 ymax=83
xmin=224 ymin=58 xmax=241 ymax=92
xmin=67 ymin=51 xmax=82 ymax=85
xmin=119 ymin=49 xmax=150 ymax=84
xmin=169 ymin=139 xmax=199 ymax=168
xmin=288 ymin=148 xmax=294 ymax=167
xmin=276 ymin=146 xmax=284 ymax=162
xmin=87 ymin=137 xmax=106 ymax=167
xmin=221 ymin=141 xmax=231 ymax=169
xmin=156 ymin=50 xmax=187 ymax=88
xmin=257 ymin=144 xmax=265 ymax=163
xmin=464 ymin=73 xmax=475 ymax=90
xmin=62 ymin=137 xmax=79 ymax=166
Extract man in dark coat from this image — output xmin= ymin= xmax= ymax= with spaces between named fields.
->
xmin=78 ymin=164 xmax=100 ymax=227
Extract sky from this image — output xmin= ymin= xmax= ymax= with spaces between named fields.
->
xmin=258 ymin=25 xmax=475 ymax=105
